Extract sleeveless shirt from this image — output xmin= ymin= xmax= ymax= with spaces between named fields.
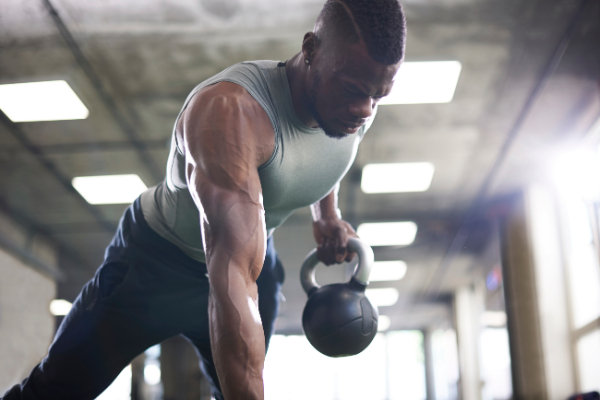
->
xmin=140 ymin=60 xmax=375 ymax=262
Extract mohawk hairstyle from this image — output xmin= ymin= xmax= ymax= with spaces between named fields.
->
xmin=315 ymin=0 xmax=406 ymax=65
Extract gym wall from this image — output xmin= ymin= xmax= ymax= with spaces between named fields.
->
xmin=0 ymin=211 xmax=57 ymax=394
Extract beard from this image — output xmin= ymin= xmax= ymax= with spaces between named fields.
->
xmin=306 ymin=71 xmax=349 ymax=140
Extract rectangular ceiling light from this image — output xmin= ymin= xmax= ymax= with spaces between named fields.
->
xmin=366 ymin=288 xmax=399 ymax=307
xmin=72 ymin=174 xmax=147 ymax=204
xmin=361 ymin=162 xmax=435 ymax=193
xmin=0 ymin=80 xmax=89 ymax=122
xmin=49 ymin=299 xmax=72 ymax=316
xmin=369 ymin=261 xmax=407 ymax=281
xmin=379 ymin=61 xmax=462 ymax=105
xmin=480 ymin=311 xmax=507 ymax=327
xmin=357 ymin=221 xmax=417 ymax=246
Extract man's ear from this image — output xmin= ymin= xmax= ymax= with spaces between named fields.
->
xmin=301 ymin=32 xmax=318 ymax=62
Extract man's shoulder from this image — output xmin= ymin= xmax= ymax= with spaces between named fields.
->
xmin=210 ymin=60 xmax=281 ymax=84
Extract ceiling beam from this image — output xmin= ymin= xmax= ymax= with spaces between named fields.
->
xmin=4 ymin=138 xmax=170 ymax=155
xmin=41 ymin=0 xmax=164 ymax=184
xmin=0 ymin=195 xmax=92 ymax=274
xmin=0 ymin=110 xmax=117 ymax=234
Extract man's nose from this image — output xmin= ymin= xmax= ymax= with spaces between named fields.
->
xmin=349 ymin=97 xmax=374 ymax=119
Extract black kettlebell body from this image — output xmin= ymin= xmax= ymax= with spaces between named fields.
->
xmin=300 ymin=237 xmax=379 ymax=357
xmin=302 ymin=278 xmax=378 ymax=357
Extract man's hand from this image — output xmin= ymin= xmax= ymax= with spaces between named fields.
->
xmin=313 ymin=216 xmax=358 ymax=265
xmin=310 ymin=184 xmax=358 ymax=265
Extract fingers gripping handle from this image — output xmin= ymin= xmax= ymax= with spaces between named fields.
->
xmin=300 ymin=237 xmax=375 ymax=295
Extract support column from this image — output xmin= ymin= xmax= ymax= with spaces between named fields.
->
xmin=500 ymin=190 xmax=548 ymax=400
xmin=454 ymin=285 xmax=483 ymax=400
xmin=499 ymin=187 xmax=575 ymax=399
xmin=130 ymin=353 xmax=145 ymax=400
xmin=161 ymin=335 xmax=203 ymax=400
xmin=423 ymin=329 xmax=436 ymax=400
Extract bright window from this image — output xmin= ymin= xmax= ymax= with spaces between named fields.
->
xmin=96 ymin=365 xmax=131 ymax=400
xmin=564 ymin=197 xmax=600 ymax=329
xmin=264 ymin=331 xmax=426 ymax=400
xmin=577 ymin=329 xmax=600 ymax=392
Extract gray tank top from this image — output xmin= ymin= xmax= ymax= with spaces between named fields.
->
xmin=140 ymin=60 xmax=375 ymax=262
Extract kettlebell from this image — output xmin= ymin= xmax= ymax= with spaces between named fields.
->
xmin=300 ymin=237 xmax=378 ymax=357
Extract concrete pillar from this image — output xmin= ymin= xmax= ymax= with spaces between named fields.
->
xmin=454 ymin=285 xmax=483 ymax=400
xmin=131 ymin=353 xmax=145 ymax=400
xmin=499 ymin=187 xmax=575 ymax=400
xmin=423 ymin=329 xmax=436 ymax=400
xmin=500 ymin=190 xmax=548 ymax=400
xmin=160 ymin=335 xmax=204 ymax=400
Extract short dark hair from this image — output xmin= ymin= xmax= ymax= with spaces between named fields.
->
xmin=315 ymin=0 xmax=407 ymax=65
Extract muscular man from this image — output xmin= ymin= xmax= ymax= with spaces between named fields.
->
xmin=3 ymin=0 xmax=405 ymax=399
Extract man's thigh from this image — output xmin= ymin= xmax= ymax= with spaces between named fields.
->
xmin=3 ymin=260 xmax=180 ymax=400
xmin=2 ymin=205 xmax=212 ymax=400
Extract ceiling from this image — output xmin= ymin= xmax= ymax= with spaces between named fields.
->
xmin=0 ymin=0 xmax=599 ymax=334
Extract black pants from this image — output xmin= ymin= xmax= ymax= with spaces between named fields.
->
xmin=3 ymin=199 xmax=284 ymax=400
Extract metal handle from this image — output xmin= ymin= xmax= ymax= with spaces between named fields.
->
xmin=300 ymin=237 xmax=375 ymax=295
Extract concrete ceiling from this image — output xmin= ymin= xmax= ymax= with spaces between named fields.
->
xmin=0 ymin=0 xmax=599 ymax=334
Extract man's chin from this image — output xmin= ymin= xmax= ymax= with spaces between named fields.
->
xmin=319 ymin=121 xmax=351 ymax=139
xmin=323 ymin=129 xmax=349 ymax=139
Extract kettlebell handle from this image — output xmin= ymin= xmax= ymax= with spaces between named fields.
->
xmin=300 ymin=237 xmax=374 ymax=295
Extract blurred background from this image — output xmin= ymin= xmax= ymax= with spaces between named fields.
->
xmin=0 ymin=0 xmax=599 ymax=399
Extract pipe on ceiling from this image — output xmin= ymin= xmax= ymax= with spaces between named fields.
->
xmin=41 ymin=0 xmax=164 ymax=184
xmin=0 ymin=111 xmax=117 ymax=234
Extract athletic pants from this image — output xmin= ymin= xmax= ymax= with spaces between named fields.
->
xmin=2 ymin=198 xmax=285 ymax=400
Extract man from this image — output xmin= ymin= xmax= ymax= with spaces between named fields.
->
xmin=3 ymin=0 xmax=406 ymax=399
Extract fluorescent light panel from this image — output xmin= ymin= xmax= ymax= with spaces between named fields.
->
xmin=370 ymin=261 xmax=407 ymax=282
xmin=366 ymin=288 xmax=399 ymax=307
xmin=362 ymin=162 xmax=435 ymax=193
xmin=357 ymin=221 xmax=417 ymax=246
xmin=379 ymin=61 xmax=462 ymax=105
xmin=49 ymin=299 xmax=72 ymax=316
xmin=377 ymin=315 xmax=391 ymax=331
xmin=480 ymin=311 xmax=507 ymax=327
xmin=0 ymin=80 xmax=89 ymax=122
xmin=72 ymin=174 xmax=147 ymax=204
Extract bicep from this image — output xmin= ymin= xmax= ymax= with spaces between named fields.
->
xmin=181 ymin=84 xmax=267 ymax=277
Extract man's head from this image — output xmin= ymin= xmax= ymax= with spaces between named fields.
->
xmin=302 ymin=0 xmax=406 ymax=138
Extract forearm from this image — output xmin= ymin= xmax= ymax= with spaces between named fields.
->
xmin=207 ymin=251 xmax=265 ymax=400
xmin=310 ymin=184 xmax=341 ymax=221
xmin=199 ymin=195 xmax=267 ymax=400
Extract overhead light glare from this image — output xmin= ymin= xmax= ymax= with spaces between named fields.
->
xmin=369 ymin=261 xmax=408 ymax=282
xmin=379 ymin=61 xmax=462 ymax=105
xmin=144 ymin=362 xmax=161 ymax=385
xmin=366 ymin=288 xmax=399 ymax=307
xmin=357 ymin=221 xmax=417 ymax=246
xmin=0 ymin=80 xmax=89 ymax=122
xmin=480 ymin=311 xmax=507 ymax=327
xmin=49 ymin=299 xmax=72 ymax=316
xmin=361 ymin=162 xmax=435 ymax=193
xmin=72 ymin=174 xmax=147 ymax=204
xmin=377 ymin=315 xmax=391 ymax=331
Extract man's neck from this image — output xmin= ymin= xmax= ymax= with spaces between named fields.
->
xmin=285 ymin=53 xmax=319 ymax=129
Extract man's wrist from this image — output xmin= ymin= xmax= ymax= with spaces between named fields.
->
xmin=312 ymin=209 xmax=342 ymax=222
